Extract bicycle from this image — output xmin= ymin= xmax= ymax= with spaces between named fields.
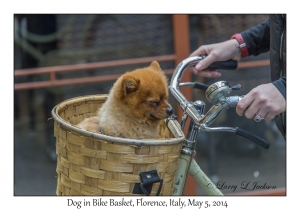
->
xmin=51 ymin=56 xmax=270 ymax=197
xmin=169 ymin=56 xmax=270 ymax=196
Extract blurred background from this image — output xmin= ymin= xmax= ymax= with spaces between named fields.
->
xmin=14 ymin=14 xmax=286 ymax=196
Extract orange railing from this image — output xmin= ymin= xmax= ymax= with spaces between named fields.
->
xmin=14 ymin=57 xmax=270 ymax=91
xmin=14 ymin=55 xmax=176 ymax=90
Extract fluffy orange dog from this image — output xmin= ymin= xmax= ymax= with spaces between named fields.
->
xmin=76 ymin=61 xmax=173 ymax=139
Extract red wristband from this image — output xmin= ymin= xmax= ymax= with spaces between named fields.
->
xmin=231 ymin=33 xmax=248 ymax=59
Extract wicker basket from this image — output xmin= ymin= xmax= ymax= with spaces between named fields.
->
xmin=51 ymin=95 xmax=185 ymax=196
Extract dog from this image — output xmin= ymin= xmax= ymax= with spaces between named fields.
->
xmin=76 ymin=61 xmax=173 ymax=139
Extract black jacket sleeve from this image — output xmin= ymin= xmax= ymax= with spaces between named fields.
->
xmin=272 ymin=77 xmax=286 ymax=99
xmin=240 ymin=19 xmax=270 ymax=56
xmin=241 ymin=18 xmax=286 ymax=100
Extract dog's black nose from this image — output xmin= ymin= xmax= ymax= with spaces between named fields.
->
xmin=166 ymin=108 xmax=173 ymax=116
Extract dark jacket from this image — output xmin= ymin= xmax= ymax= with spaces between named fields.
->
xmin=240 ymin=14 xmax=286 ymax=139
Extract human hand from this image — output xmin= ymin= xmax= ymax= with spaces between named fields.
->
xmin=190 ymin=39 xmax=241 ymax=78
xmin=236 ymin=83 xmax=286 ymax=121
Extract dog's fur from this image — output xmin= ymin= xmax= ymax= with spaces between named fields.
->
xmin=76 ymin=61 xmax=173 ymax=139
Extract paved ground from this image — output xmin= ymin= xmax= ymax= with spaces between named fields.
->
xmin=13 ymin=118 xmax=286 ymax=196
xmin=14 ymin=121 xmax=57 ymax=196
xmin=195 ymin=142 xmax=286 ymax=195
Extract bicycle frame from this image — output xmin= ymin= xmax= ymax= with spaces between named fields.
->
xmin=170 ymin=56 xmax=223 ymax=196
xmin=172 ymin=125 xmax=223 ymax=195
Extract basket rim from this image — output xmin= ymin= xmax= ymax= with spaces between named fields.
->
xmin=51 ymin=95 xmax=185 ymax=146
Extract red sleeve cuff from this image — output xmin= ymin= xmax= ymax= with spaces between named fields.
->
xmin=231 ymin=33 xmax=249 ymax=59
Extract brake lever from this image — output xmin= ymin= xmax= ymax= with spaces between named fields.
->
xmin=179 ymin=82 xmax=209 ymax=91
xmin=200 ymin=124 xmax=270 ymax=149
xmin=198 ymin=92 xmax=270 ymax=149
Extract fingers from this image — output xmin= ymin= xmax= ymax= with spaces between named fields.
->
xmin=237 ymin=98 xmax=270 ymax=122
xmin=190 ymin=45 xmax=214 ymax=70
xmin=236 ymin=91 xmax=269 ymax=121
xmin=190 ymin=45 xmax=208 ymax=57
xmin=190 ymin=46 xmax=222 ymax=77
xmin=236 ymin=84 xmax=286 ymax=122
xmin=236 ymin=94 xmax=256 ymax=118
xmin=195 ymin=53 xmax=217 ymax=70
xmin=255 ymin=110 xmax=267 ymax=121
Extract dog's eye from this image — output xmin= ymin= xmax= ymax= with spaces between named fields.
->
xmin=148 ymin=101 xmax=159 ymax=106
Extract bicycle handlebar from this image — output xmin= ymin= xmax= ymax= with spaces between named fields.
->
xmin=169 ymin=56 xmax=270 ymax=149
xmin=170 ymin=56 xmax=237 ymax=124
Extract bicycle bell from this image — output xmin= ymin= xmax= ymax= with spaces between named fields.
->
xmin=205 ymin=81 xmax=241 ymax=104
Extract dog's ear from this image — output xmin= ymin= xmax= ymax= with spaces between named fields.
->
xmin=149 ymin=61 xmax=162 ymax=72
xmin=123 ymin=76 xmax=140 ymax=95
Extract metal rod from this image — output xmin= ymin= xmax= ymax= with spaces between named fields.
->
xmin=14 ymin=54 xmax=176 ymax=76
xmin=179 ymin=82 xmax=195 ymax=87
xmin=200 ymin=125 xmax=237 ymax=133
xmin=14 ymin=69 xmax=175 ymax=90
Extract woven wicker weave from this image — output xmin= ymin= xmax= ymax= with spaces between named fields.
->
xmin=51 ymin=95 xmax=185 ymax=196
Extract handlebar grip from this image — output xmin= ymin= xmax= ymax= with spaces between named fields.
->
xmin=235 ymin=127 xmax=270 ymax=149
xmin=193 ymin=82 xmax=209 ymax=91
xmin=208 ymin=60 xmax=238 ymax=70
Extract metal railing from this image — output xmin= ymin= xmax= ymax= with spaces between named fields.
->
xmin=14 ymin=55 xmax=176 ymax=90
xmin=14 ymin=58 xmax=270 ymax=91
